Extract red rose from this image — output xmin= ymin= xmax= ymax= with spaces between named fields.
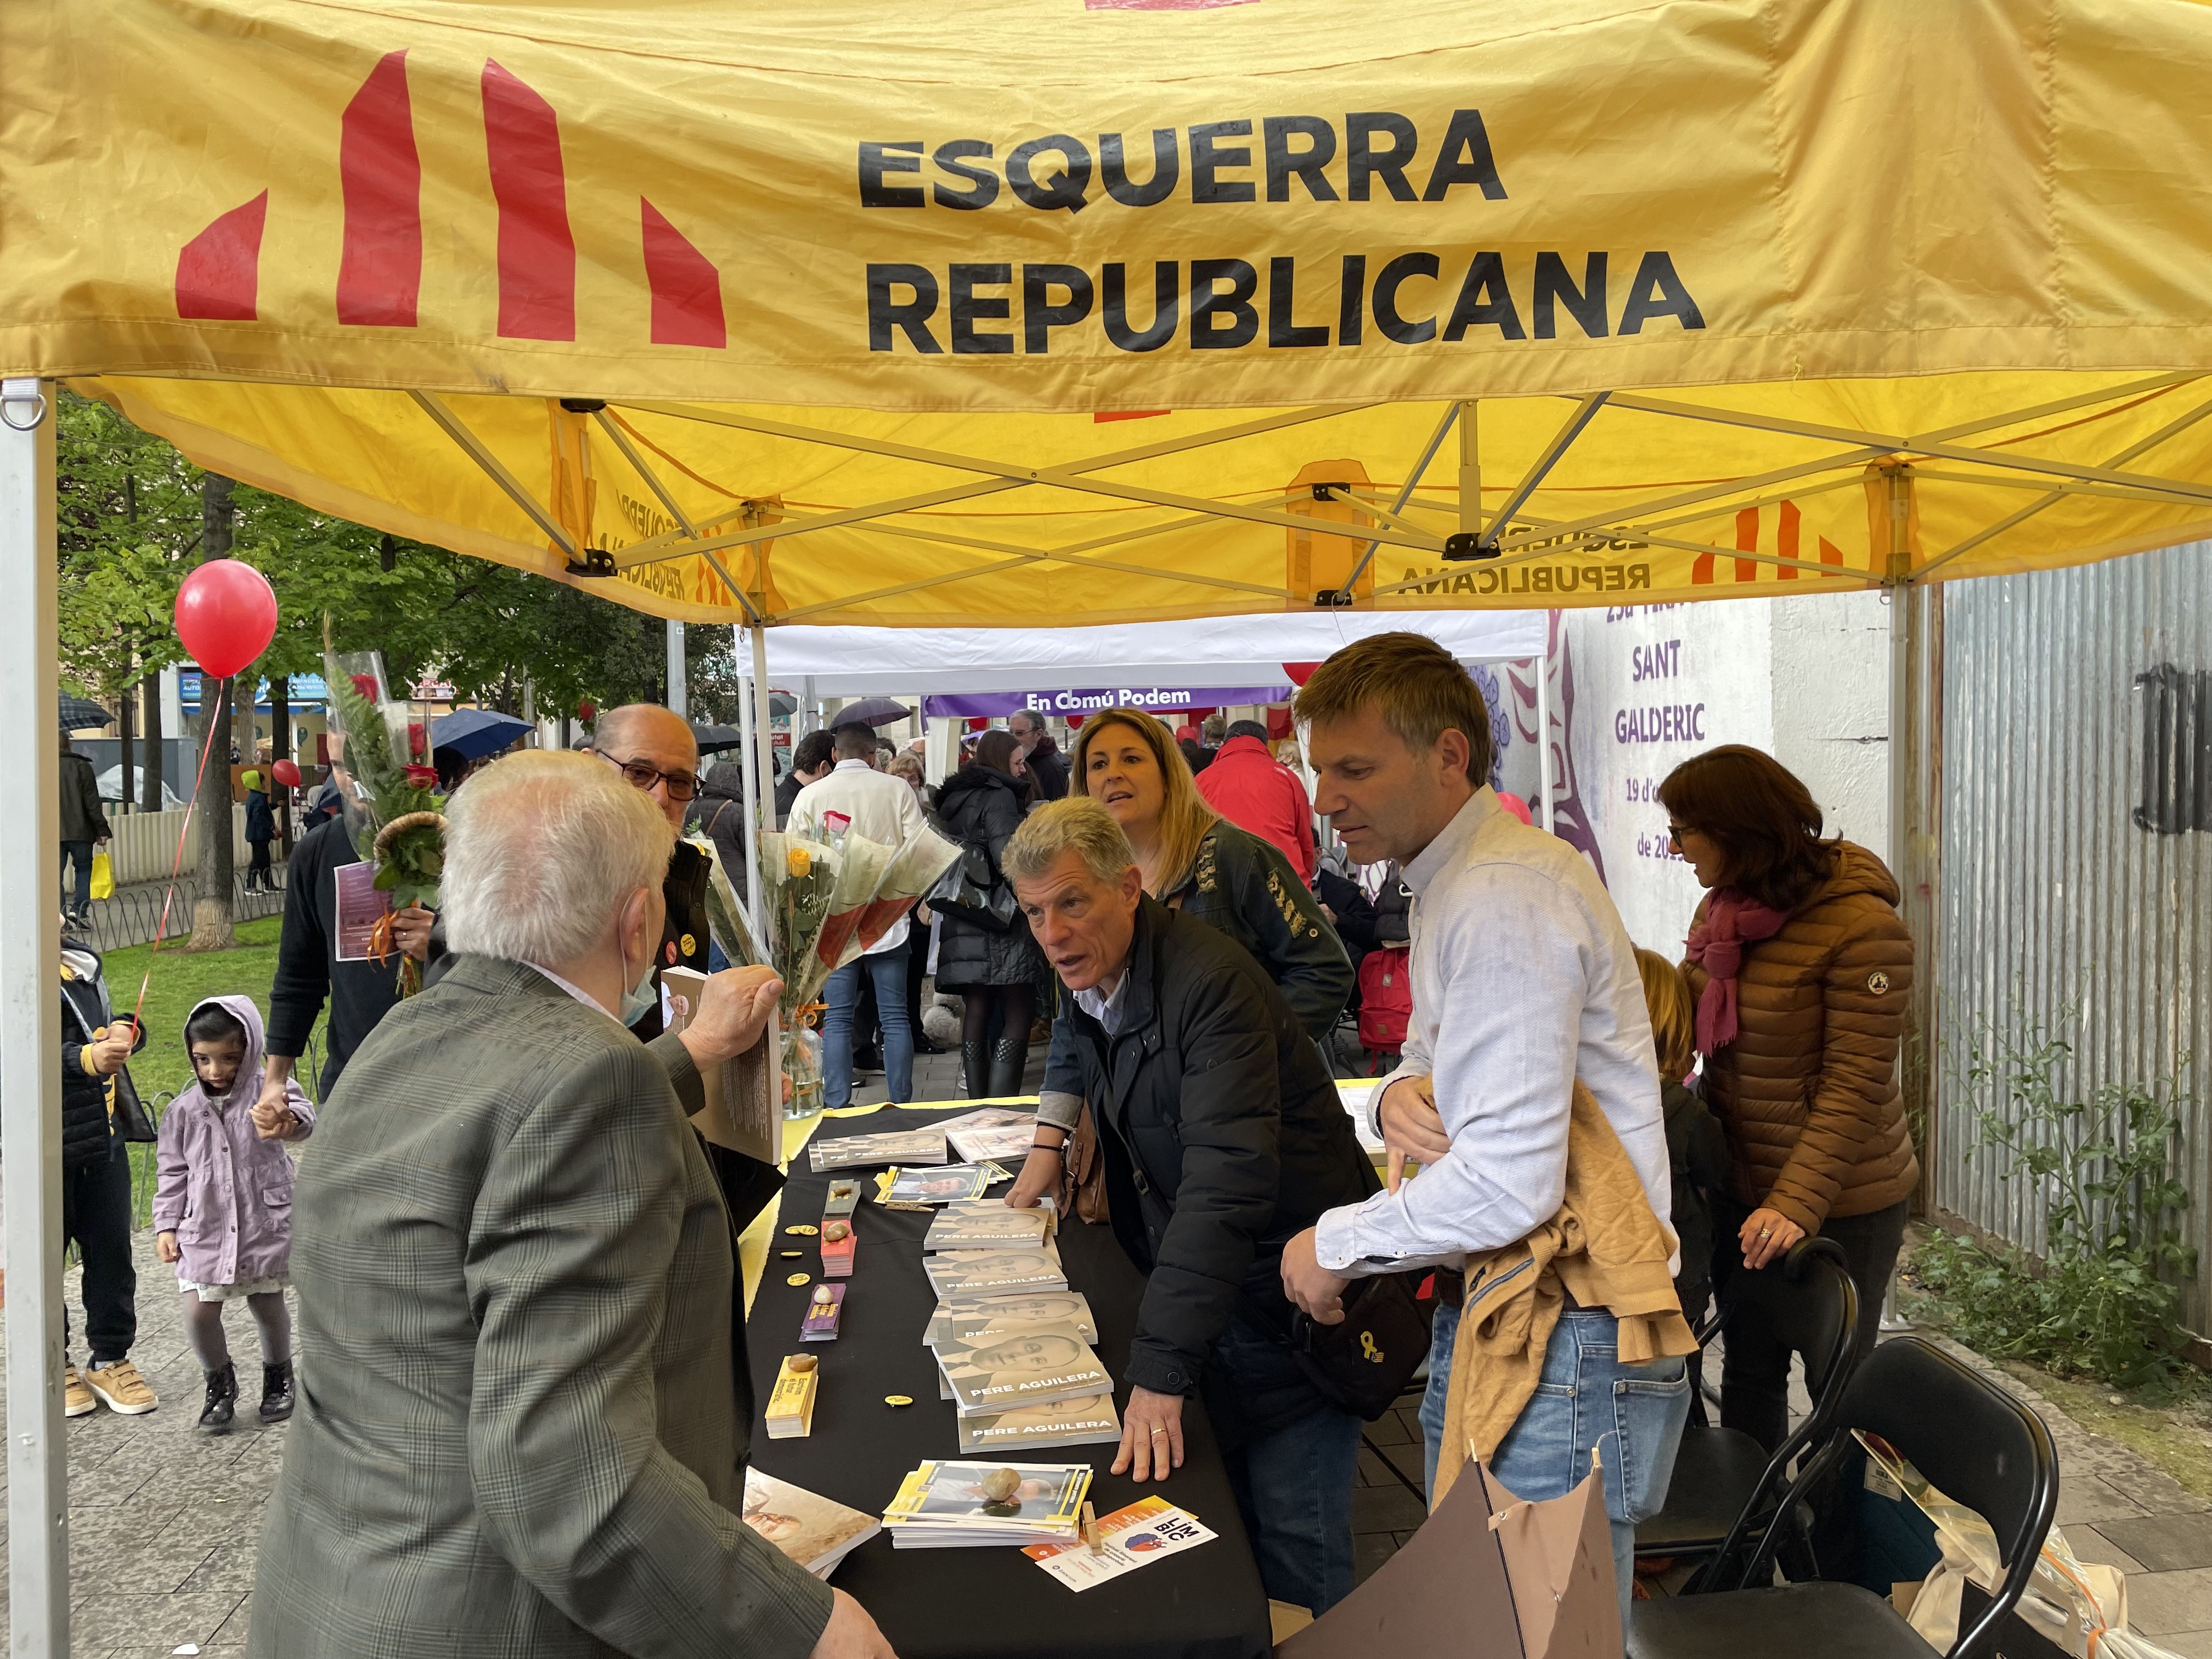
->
xmin=350 ymin=674 xmax=380 ymax=700
xmin=402 ymin=764 xmax=439 ymax=788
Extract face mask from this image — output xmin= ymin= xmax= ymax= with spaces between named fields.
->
xmin=617 ymin=928 xmax=659 ymax=1028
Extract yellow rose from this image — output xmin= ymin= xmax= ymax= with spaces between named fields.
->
xmin=787 ymin=846 xmax=811 ymax=878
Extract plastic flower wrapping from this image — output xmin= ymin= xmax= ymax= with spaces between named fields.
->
xmin=323 ymin=621 xmax=443 ymax=994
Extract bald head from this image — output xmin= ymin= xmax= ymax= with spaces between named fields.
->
xmin=589 ymin=703 xmax=698 ymax=830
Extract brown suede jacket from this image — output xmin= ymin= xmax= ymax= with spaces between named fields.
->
xmin=1682 ymin=842 xmax=1920 ymax=1234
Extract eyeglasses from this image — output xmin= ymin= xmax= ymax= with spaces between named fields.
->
xmin=1666 ymin=823 xmax=1694 ymax=847
xmin=596 ymin=750 xmax=699 ymax=801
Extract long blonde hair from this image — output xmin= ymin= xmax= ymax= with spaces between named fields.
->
xmin=1634 ymin=946 xmax=1696 ymax=1082
xmin=1071 ymin=708 xmax=1218 ymax=897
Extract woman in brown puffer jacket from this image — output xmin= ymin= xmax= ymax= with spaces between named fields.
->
xmin=1660 ymin=745 xmax=1918 ymax=1452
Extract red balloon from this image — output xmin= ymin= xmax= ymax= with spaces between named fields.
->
xmin=174 ymin=560 xmax=278 ymax=678
xmin=271 ymin=758 xmax=301 ymax=788
xmin=577 ymin=698 xmax=597 ymax=722
xmin=1282 ymin=661 xmax=1322 ymax=687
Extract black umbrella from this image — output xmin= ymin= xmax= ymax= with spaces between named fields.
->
xmin=59 ymin=695 xmax=114 ymax=733
xmin=692 ymin=724 xmax=745 ymax=754
xmin=832 ymin=696 xmax=913 ymax=727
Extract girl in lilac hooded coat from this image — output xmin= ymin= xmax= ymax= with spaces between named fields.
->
xmin=152 ymin=995 xmax=314 ymax=1434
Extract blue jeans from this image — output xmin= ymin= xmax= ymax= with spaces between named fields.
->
xmin=1424 ymin=1304 xmax=1690 ymax=1632
xmin=60 ymin=839 xmax=94 ymax=917
xmin=821 ymin=949 xmax=912 ymax=1108
xmin=1214 ymin=1317 xmax=1363 ymax=1616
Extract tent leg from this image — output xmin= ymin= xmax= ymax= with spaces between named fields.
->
xmin=666 ymin=619 xmax=687 ymax=719
xmin=1 ymin=376 xmax=70 ymax=1657
xmin=736 ymin=628 xmax=765 ymax=948
xmin=750 ymin=623 xmax=776 ymax=947
xmin=1536 ymin=633 xmax=1556 ymax=833
xmin=1886 ymin=467 xmax=1941 ymax=1210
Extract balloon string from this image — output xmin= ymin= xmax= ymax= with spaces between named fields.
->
xmin=129 ymin=697 xmax=231 ymax=1031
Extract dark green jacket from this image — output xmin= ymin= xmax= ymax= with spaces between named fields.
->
xmin=251 ymin=956 xmax=832 ymax=1659
xmin=1042 ymin=821 xmax=1351 ymax=1124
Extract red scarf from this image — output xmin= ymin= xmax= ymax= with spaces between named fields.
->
xmin=1685 ymin=889 xmax=1790 ymax=1053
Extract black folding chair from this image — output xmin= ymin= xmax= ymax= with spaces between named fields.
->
xmin=1637 ymin=1237 xmax=1859 ymax=1584
xmin=1630 ymin=1336 xmax=2058 ymax=1659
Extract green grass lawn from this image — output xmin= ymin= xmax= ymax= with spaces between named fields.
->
xmin=99 ymin=915 xmax=324 ymax=1225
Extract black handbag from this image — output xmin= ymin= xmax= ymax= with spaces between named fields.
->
xmin=1286 ymin=1269 xmax=1434 ymax=1421
xmin=926 ymin=843 xmax=1018 ymax=933
xmin=109 ymin=1066 xmax=157 ymax=1144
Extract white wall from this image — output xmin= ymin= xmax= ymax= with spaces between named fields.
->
xmin=1770 ymin=590 xmax=1891 ymax=867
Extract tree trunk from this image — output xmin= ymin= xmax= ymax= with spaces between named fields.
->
xmin=270 ymin=673 xmax=292 ymax=855
xmin=188 ymin=473 xmax=238 ymax=950
xmin=118 ymin=659 xmax=136 ymax=816
xmin=140 ymin=669 xmax=164 ymax=812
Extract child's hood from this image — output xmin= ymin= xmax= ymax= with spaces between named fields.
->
xmin=184 ymin=994 xmax=266 ymax=1105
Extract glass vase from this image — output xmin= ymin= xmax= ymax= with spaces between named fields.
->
xmin=782 ymin=1020 xmax=824 ymax=1122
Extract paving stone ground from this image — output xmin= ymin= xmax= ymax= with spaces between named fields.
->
xmin=10 ymin=1035 xmax=2212 ymax=1650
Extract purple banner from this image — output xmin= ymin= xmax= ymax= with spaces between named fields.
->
xmin=922 ymin=686 xmax=1288 ymax=719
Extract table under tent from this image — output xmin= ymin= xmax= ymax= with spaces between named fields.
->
xmin=12 ymin=0 xmax=2212 ymax=1646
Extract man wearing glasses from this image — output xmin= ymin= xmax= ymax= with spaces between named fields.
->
xmin=586 ymin=705 xmax=716 ymax=1041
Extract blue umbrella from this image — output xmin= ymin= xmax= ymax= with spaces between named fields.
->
xmin=430 ymin=708 xmax=532 ymax=761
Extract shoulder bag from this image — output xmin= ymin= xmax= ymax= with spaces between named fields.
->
xmin=924 ymin=842 xmax=1018 ymax=933
xmin=1285 ymin=1269 xmax=1433 ymax=1421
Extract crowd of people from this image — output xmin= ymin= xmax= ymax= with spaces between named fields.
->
xmin=43 ymin=633 xmax=1919 ymax=1657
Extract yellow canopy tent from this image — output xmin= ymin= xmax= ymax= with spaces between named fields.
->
xmin=9 ymin=0 xmax=2212 ymax=1646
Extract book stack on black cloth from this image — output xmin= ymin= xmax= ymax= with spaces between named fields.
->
xmin=881 ymin=1460 xmax=1094 ymax=1549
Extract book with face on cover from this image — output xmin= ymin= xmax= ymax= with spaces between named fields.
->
xmin=933 ymin=1321 xmax=1112 ymax=1417
xmin=923 ymin=1244 xmax=1067 ymax=1298
xmin=939 ymin=1106 xmax=1041 ymax=1164
xmin=661 ymin=967 xmax=777 ymax=1167
xmin=742 ymin=1468 xmax=881 ymax=1579
xmin=886 ymin=1163 xmax=998 ymax=1205
xmin=928 ymin=1290 xmax=1098 ymax=1347
xmin=809 ymin=1127 xmax=950 ymax=1172
xmin=957 ymin=1391 xmax=1123 ymax=1456
xmin=924 ymin=1202 xmax=1053 ymax=1252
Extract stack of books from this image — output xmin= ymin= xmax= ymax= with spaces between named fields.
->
xmin=939 ymin=1106 xmax=1041 ymax=1164
xmin=924 ymin=1240 xmax=1069 ymax=1298
xmin=742 ymin=1469 xmax=879 ymax=1579
xmin=882 ymin=1460 xmax=1094 ymax=1549
xmin=809 ymin=1126 xmax=949 ymax=1172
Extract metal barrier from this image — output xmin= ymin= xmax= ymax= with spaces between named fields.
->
xmin=76 ymin=866 xmax=289 ymax=953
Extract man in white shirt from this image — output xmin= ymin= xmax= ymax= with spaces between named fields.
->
xmin=1276 ymin=633 xmax=1686 ymax=1612
xmin=788 ymin=724 xmax=929 ymax=1106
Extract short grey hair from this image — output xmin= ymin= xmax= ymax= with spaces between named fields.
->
xmin=442 ymin=751 xmax=674 ymax=965
xmin=1004 ymin=797 xmax=1136 ymax=888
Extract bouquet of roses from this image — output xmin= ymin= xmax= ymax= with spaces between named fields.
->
xmin=324 ymin=623 xmax=443 ymax=996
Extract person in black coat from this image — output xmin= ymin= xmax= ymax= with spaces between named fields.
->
xmin=1002 ymin=797 xmax=1378 ymax=1617
xmin=244 ymin=768 xmax=278 ymax=893
xmin=58 ymin=928 xmax=157 ymax=1415
xmin=934 ymin=731 xmax=1044 ymax=1097
xmin=1008 ymin=709 xmax=1069 ymax=801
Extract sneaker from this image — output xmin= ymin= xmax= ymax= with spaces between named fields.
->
xmin=62 ymin=1364 xmax=97 ymax=1418
xmin=198 ymin=1362 xmax=237 ymax=1436
xmin=81 ymin=1358 xmax=157 ymax=1415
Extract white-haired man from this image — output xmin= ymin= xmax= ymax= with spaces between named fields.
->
xmin=250 ymin=752 xmax=896 ymax=1659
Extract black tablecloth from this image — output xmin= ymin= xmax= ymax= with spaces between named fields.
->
xmin=746 ymin=1107 xmax=1273 ymax=1659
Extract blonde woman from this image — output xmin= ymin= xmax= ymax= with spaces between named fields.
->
xmin=1012 ymin=708 xmax=1352 ymax=1205
xmin=1635 ymin=946 xmax=1729 ymax=1326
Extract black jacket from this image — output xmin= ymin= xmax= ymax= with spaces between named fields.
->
xmin=59 ymin=943 xmax=143 ymax=1170
xmin=270 ymin=816 xmax=416 ymax=1097
xmin=1024 ymin=737 xmax=1069 ymax=802
xmin=59 ymin=751 xmax=110 ymax=844
xmin=685 ymin=764 xmax=752 ymax=905
xmin=245 ymin=787 xmax=276 ymax=844
xmin=1059 ymin=899 xmax=1378 ymax=1415
xmin=630 ymin=840 xmax=714 ymax=1041
xmin=932 ymin=764 xmax=1041 ymax=988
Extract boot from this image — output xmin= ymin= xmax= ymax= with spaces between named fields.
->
xmin=988 ymin=1037 xmax=1029 ymax=1099
xmin=198 ymin=1362 xmax=237 ymax=1436
xmin=259 ymin=1359 xmax=295 ymax=1424
xmin=960 ymin=1040 xmax=990 ymax=1099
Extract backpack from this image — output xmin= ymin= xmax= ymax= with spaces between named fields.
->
xmin=1356 ymin=945 xmax=1412 ymax=1055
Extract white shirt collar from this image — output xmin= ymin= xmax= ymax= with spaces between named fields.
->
xmin=1073 ymin=964 xmax=1132 ymax=1034
xmin=833 ymin=757 xmax=875 ymax=772
xmin=526 ymin=961 xmax=616 ymax=1019
xmin=1401 ymin=786 xmax=1499 ymax=899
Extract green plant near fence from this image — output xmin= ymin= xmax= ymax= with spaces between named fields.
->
xmin=1912 ymin=1012 xmax=2197 ymax=1389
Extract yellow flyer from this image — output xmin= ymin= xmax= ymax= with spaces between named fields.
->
xmin=1024 ymin=1496 xmax=1215 ymax=1593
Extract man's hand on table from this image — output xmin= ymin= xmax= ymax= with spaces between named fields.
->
xmin=1110 ymin=1386 xmax=1185 ymax=1483
xmin=1003 ymin=1135 xmax=1064 ymax=1209
xmin=1377 ymin=1073 xmax=1448 ymax=1192
xmin=1280 ymin=1226 xmax=1350 ymax=1325
xmin=676 ymin=966 xmax=783 ymax=1070
xmin=809 ymin=1588 xmax=899 ymax=1659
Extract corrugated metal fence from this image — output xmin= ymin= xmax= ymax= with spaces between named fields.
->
xmin=1939 ymin=541 xmax=2212 ymax=1329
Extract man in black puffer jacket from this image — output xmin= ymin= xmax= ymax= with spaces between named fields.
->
xmin=1002 ymin=797 xmax=1378 ymax=1617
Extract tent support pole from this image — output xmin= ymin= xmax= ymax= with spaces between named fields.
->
xmin=1883 ymin=466 xmax=1940 ymax=1213
xmin=1459 ymin=399 xmax=1482 ymax=540
xmin=406 ymin=391 xmax=578 ymax=558
xmin=750 ymin=620 xmax=776 ymax=947
xmin=1534 ymin=634 xmax=1556 ymax=834
xmin=666 ymin=620 xmax=687 ymax=718
xmin=1 ymin=376 xmax=69 ymax=1657
xmin=736 ymin=628 xmax=765 ymax=947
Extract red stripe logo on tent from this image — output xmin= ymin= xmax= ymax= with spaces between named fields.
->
xmin=482 ymin=60 xmax=575 ymax=341
xmin=337 ymin=50 xmax=422 ymax=327
xmin=641 ymin=199 xmax=726 ymax=348
xmin=175 ymin=191 xmax=268 ymax=320
xmin=1692 ymin=500 xmax=1847 ymax=584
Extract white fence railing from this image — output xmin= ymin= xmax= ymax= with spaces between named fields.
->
xmin=105 ymin=804 xmax=249 ymax=885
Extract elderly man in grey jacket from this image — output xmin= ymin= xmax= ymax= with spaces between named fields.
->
xmin=250 ymin=751 xmax=895 ymax=1659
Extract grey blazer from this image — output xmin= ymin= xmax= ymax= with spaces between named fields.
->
xmin=249 ymin=955 xmax=832 ymax=1659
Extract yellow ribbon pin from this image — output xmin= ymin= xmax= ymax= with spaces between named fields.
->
xmin=1360 ymin=1331 xmax=1384 ymax=1364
